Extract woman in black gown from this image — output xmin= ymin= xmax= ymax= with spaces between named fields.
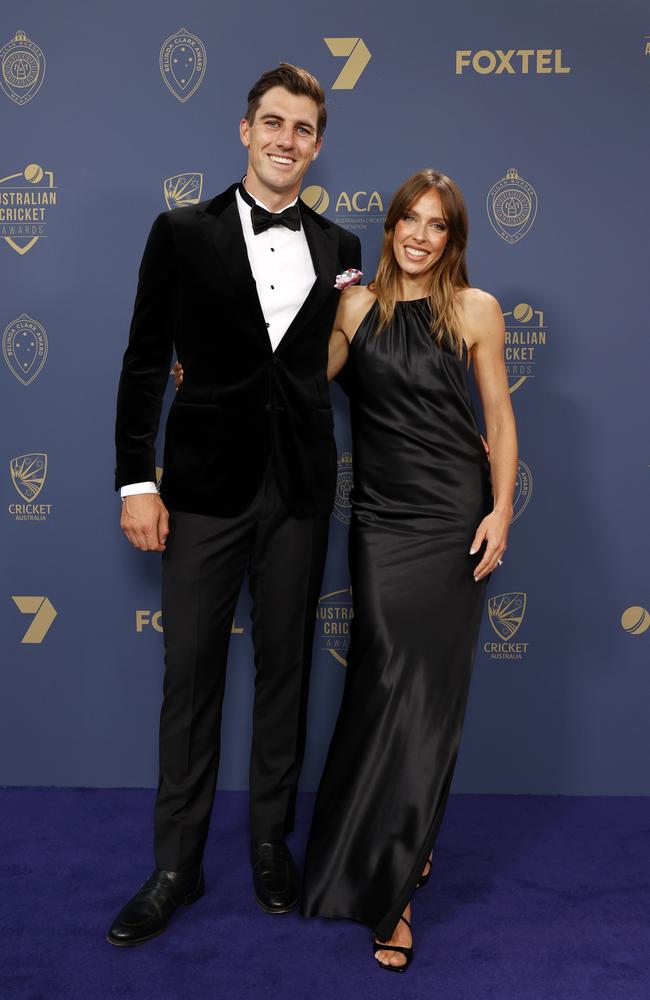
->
xmin=300 ymin=170 xmax=518 ymax=971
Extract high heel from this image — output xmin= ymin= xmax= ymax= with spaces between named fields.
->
xmin=416 ymin=854 xmax=432 ymax=890
xmin=373 ymin=915 xmax=413 ymax=972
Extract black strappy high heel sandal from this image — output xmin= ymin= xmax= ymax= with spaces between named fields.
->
xmin=416 ymin=854 xmax=432 ymax=890
xmin=373 ymin=915 xmax=414 ymax=973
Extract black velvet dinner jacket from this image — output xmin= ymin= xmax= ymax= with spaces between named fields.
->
xmin=115 ymin=184 xmax=362 ymax=517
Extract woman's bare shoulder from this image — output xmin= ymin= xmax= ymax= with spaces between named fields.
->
xmin=337 ymin=285 xmax=377 ymax=341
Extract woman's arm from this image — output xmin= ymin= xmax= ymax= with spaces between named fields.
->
xmin=459 ymin=289 xmax=518 ymax=582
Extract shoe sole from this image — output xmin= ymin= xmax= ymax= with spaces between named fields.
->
xmin=106 ymin=876 xmax=205 ymax=947
xmin=254 ymin=894 xmax=298 ymax=915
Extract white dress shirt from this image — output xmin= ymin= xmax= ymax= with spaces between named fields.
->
xmin=121 ymin=182 xmax=316 ymax=498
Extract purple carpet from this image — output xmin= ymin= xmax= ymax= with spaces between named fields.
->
xmin=1 ymin=790 xmax=648 ymax=999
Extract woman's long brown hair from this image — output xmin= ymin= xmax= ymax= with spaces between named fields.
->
xmin=370 ymin=169 xmax=470 ymax=356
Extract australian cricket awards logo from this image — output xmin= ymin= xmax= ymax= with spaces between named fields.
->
xmin=0 ymin=164 xmax=57 ymax=255
xmin=333 ymin=452 xmax=353 ymax=525
xmin=3 ymin=313 xmax=48 ymax=385
xmin=484 ymin=592 xmax=529 ymax=660
xmin=487 ymin=168 xmax=537 ymax=244
xmin=502 ymin=303 xmax=547 ymax=393
xmin=164 ymin=172 xmax=203 ymax=209
xmin=301 ymin=185 xmax=385 ymax=232
xmin=1 ymin=30 xmax=46 ymax=106
xmin=511 ymin=459 xmax=533 ymax=524
xmin=317 ymin=586 xmax=354 ymax=666
xmin=160 ymin=28 xmax=206 ymax=102
xmin=9 ymin=452 xmax=52 ymax=521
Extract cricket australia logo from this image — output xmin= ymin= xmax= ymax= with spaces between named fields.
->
xmin=488 ymin=592 xmax=527 ymax=641
xmin=487 ymin=168 xmax=537 ymax=244
xmin=164 ymin=172 xmax=203 ymax=209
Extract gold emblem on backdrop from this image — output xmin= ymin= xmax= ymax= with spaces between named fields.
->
xmin=8 ymin=453 xmax=51 ymax=521
xmin=316 ymin=587 xmax=354 ymax=666
xmin=502 ymin=303 xmax=547 ymax=393
xmin=10 ymin=453 xmax=47 ymax=502
xmin=0 ymin=164 xmax=57 ymax=255
xmin=300 ymin=185 xmax=385 ymax=231
xmin=164 ymin=173 xmax=203 ymax=209
xmin=160 ymin=28 xmax=206 ymax=102
xmin=620 ymin=606 xmax=650 ymax=636
xmin=12 ymin=596 xmax=57 ymax=643
xmin=3 ymin=313 xmax=48 ymax=385
xmin=333 ymin=452 xmax=353 ymax=526
xmin=487 ymin=168 xmax=537 ymax=244
xmin=0 ymin=30 xmax=46 ymax=105
xmin=155 ymin=466 xmax=164 ymax=491
xmin=324 ymin=37 xmax=371 ymax=89
xmin=301 ymin=186 xmax=330 ymax=214
xmin=511 ymin=460 xmax=533 ymax=524
xmin=484 ymin=592 xmax=529 ymax=661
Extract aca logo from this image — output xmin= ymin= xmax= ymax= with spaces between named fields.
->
xmin=620 ymin=606 xmax=650 ymax=636
xmin=0 ymin=30 xmax=46 ymax=105
xmin=136 ymin=610 xmax=245 ymax=635
xmin=456 ymin=49 xmax=570 ymax=75
xmin=160 ymin=28 xmax=206 ymax=102
xmin=0 ymin=164 xmax=57 ymax=255
xmin=511 ymin=460 xmax=533 ymax=524
xmin=487 ymin=169 xmax=537 ymax=244
xmin=301 ymin=186 xmax=385 ymax=231
xmin=163 ymin=173 xmax=203 ymax=209
xmin=502 ymin=302 xmax=547 ymax=393
xmin=316 ymin=586 xmax=354 ymax=666
xmin=333 ymin=452 xmax=353 ymax=526
xmin=9 ymin=453 xmax=52 ymax=521
xmin=12 ymin=595 xmax=57 ymax=643
xmin=483 ymin=592 xmax=529 ymax=660
xmin=323 ymin=38 xmax=371 ymax=89
xmin=3 ymin=314 xmax=48 ymax=385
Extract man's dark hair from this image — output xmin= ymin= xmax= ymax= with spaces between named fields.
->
xmin=245 ymin=62 xmax=327 ymax=138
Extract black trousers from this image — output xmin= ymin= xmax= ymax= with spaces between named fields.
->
xmin=154 ymin=465 xmax=329 ymax=871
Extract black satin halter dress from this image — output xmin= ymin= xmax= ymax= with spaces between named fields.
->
xmin=301 ymin=299 xmax=492 ymax=939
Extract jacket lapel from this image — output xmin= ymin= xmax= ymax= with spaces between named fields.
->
xmin=200 ymin=186 xmax=272 ymax=354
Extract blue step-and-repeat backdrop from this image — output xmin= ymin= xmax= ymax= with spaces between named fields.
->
xmin=2 ymin=0 xmax=648 ymax=794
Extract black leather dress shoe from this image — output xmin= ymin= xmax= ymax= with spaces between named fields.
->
xmin=251 ymin=840 xmax=299 ymax=914
xmin=106 ymin=866 xmax=204 ymax=947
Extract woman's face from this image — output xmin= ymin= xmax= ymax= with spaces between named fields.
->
xmin=392 ymin=189 xmax=450 ymax=278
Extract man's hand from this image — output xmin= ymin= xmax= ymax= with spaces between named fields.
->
xmin=120 ymin=493 xmax=170 ymax=551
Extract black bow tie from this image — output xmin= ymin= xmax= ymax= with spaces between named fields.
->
xmin=250 ymin=202 xmax=301 ymax=235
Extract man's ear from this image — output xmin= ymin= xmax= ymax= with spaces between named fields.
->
xmin=239 ymin=118 xmax=251 ymax=149
xmin=312 ymin=136 xmax=323 ymax=161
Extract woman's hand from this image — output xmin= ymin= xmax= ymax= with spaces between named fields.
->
xmin=469 ymin=508 xmax=510 ymax=582
xmin=171 ymin=361 xmax=183 ymax=390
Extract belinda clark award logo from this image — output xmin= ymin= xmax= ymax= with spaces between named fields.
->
xmin=3 ymin=314 xmax=48 ymax=385
xmin=160 ymin=28 xmax=206 ymax=102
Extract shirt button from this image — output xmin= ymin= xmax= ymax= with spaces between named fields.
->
xmin=266 ymin=322 xmax=270 ymax=328
xmin=270 ymin=285 xmax=274 ymax=290
xmin=270 ymin=247 xmax=275 ymax=252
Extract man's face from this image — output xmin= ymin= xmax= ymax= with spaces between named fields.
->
xmin=240 ymin=86 xmax=322 ymax=200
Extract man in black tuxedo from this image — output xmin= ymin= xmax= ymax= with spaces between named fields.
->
xmin=108 ymin=63 xmax=361 ymax=946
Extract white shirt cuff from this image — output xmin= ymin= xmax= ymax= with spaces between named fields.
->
xmin=120 ymin=481 xmax=158 ymax=498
